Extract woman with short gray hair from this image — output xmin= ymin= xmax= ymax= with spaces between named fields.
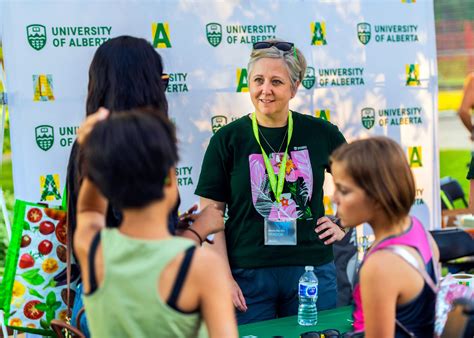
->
xmin=196 ymin=40 xmax=347 ymax=324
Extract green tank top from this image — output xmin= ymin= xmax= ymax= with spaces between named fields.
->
xmin=83 ymin=228 xmax=208 ymax=338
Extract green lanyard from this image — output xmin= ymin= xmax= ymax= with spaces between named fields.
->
xmin=252 ymin=111 xmax=294 ymax=203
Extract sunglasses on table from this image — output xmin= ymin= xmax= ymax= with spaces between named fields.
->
xmin=300 ymin=329 xmax=340 ymax=338
xmin=161 ymin=73 xmax=170 ymax=90
xmin=253 ymin=41 xmax=298 ymax=60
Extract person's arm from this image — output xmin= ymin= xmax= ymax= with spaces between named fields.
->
xmin=74 ymin=178 xmax=108 ymax=293
xmin=74 ymin=179 xmax=107 ymax=251
xmin=195 ymin=248 xmax=238 ymax=338
xmin=458 ymin=74 xmax=474 ymax=133
xmin=360 ymin=252 xmax=401 ymax=338
xmin=200 ymin=197 xmax=248 ymax=312
xmin=177 ymin=204 xmax=224 ymax=244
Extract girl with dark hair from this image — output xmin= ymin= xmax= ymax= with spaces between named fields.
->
xmin=67 ymin=36 xmax=223 ymax=336
xmin=75 ymin=109 xmax=237 ymax=337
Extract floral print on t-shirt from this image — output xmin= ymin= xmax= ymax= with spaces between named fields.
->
xmin=249 ymin=149 xmax=313 ymax=220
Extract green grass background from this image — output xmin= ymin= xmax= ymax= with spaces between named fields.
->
xmin=439 ymin=149 xmax=471 ymax=209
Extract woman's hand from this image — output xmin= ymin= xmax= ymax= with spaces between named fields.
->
xmin=315 ymin=216 xmax=345 ymax=245
xmin=231 ymin=278 xmax=248 ymax=312
xmin=185 ymin=204 xmax=225 ymax=238
xmin=77 ymin=107 xmax=109 ymax=145
xmin=176 ymin=204 xmax=224 ymax=244
xmin=176 ymin=204 xmax=199 ymax=230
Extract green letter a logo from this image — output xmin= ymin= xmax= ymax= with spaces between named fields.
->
xmin=152 ymin=22 xmax=172 ymax=48
xmin=236 ymin=68 xmax=248 ymax=92
xmin=408 ymin=146 xmax=423 ymax=168
xmin=311 ymin=22 xmax=327 ymax=46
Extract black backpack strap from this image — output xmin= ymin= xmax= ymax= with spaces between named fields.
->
xmin=167 ymin=246 xmax=196 ymax=312
xmin=87 ymin=231 xmax=102 ymax=295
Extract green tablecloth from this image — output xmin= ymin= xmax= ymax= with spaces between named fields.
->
xmin=238 ymin=306 xmax=353 ymax=337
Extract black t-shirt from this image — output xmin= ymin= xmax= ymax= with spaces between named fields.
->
xmin=195 ymin=111 xmax=346 ymax=269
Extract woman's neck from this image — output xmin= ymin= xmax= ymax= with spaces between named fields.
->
xmin=369 ymin=215 xmax=411 ymax=247
xmin=254 ymin=110 xmax=290 ymax=128
xmin=119 ymin=202 xmax=172 ymax=240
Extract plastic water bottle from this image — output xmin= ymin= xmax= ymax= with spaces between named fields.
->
xmin=297 ymin=266 xmax=318 ymax=326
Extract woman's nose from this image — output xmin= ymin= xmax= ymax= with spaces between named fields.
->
xmin=261 ymin=81 xmax=272 ymax=94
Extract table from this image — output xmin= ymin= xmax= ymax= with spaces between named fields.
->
xmin=238 ymin=306 xmax=353 ymax=338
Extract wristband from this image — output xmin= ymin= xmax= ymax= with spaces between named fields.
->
xmin=186 ymin=227 xmax=203 ymax=246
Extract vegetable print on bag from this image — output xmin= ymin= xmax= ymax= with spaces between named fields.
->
xmin=0 ymin=201 xmax=79 ymax=335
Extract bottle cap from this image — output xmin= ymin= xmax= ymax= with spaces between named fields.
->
xmin=305 ymin=265 xmax=314 ymax=271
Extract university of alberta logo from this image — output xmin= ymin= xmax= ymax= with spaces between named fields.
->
xmin=35 ymin=125 xmax=54 ymax=151
xmin=27 ymin=24 xmax=47 ymax=51
xmin=311 ymin=22 xmax=327 ymax=46
xmin=33 ymin=74 xmax=55 ymax=101
xmin=361 ymin=108 xmax=375 ymax=130
xmin=315 ymin=109 xmax=330 ymax=121
xmin=211 ymin=115 xmax=227 ymax=134
xmin=406 ymin=64 xmax=421 ymax=86
xmin=357 ymin=23 xmax=371 ymax=45
xmin=236 ymin=68 xmax=248 ymax=92
xmin=206 ymin=23 xmax=222 ymax=47
xmin=40 ymin=174 xmax=62 ymax=202
xmin=152 ymin=22 xmax=171 ymax=48
xmin=302 ymin=67 xmax=316 ymax=89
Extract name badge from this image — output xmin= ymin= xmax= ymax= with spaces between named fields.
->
xmin=264 ymin=218 xmax=297 ymax=245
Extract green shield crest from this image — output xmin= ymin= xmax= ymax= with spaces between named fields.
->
xmin=35 ymin=125 xmax=54 ymax=151
xmin=211 ymin=115 xmax=227 ymax=134
xmin=361 ymin=108 xmax=375 ymax=130
xmin=357 ymin=23 xmax=371 ymax=45
xmin=302 ymin=67 xmax=316 ymax=89
xmin=206 ymin=23 xmax=222 ymax=47
xmin=27 ymin=24 xmax=47 ymax=51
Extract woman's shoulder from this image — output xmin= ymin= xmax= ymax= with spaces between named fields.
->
xmin=292 ymin=111 xmax=346 ymax=147
xmin=359 ymin=250 xmax=409 ymax=293
xmin=293 ymin=111 xmax=341 ymax=132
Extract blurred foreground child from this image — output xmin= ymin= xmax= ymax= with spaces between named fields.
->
xmin=74 ymin=109 xmax=237 ymax=338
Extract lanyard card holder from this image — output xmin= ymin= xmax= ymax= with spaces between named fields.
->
xmin=264 ymin=218 xmax=297 ymax=245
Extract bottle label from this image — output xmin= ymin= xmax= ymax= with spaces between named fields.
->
xmin=299 ymin=283 xmax=318 ymax=298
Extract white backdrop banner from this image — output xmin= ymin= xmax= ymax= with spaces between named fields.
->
xmin=1 ymin=0 xmax=440 ymax=229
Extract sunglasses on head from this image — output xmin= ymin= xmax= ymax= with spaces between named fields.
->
xmin=253 ymin=41 xmax=294 ymax=51
xmin=300 ymin=329 xmax=341 ymax=338
xmin=161 ymin=73 xmax=170 ymax=91
xmin=253 ymin=41 xmax=298 ymax=60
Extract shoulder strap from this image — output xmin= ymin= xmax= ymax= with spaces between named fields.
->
xmin=383 ymin=246 xmax=438 ymax=293
xmin=87 ymin=231 xmax=102 ymax=295
xmin=167 ymin=246 xmax=196 ymax=309
xmin=382 ymin=245 xmax=437 ymax=338
xmin=394 ymin=318 xmax=416 ymax=337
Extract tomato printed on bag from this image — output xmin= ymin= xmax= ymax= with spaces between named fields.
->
xmin=6 ymin=203 xmax=75 ymax=332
